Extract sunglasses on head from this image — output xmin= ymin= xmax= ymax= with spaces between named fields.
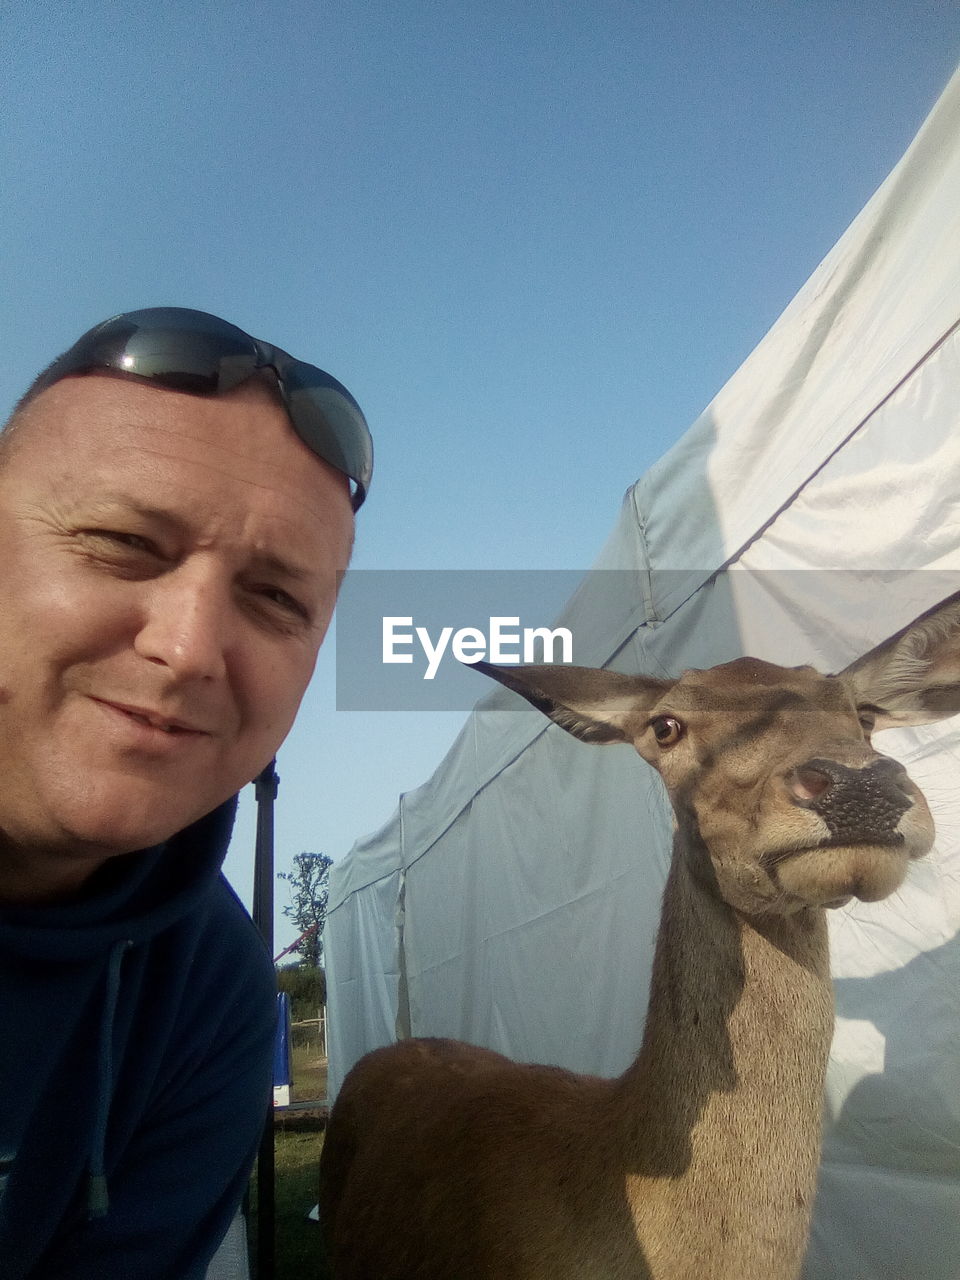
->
xmin=32 ymin=307 xmax=373 ymax=511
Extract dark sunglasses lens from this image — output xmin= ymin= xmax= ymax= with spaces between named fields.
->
xmin=71 ymin=310 xmax=258 ymax=395
xmin=281 ymin=364 xmax=374 ymax=509
xmin=39 ymin=308 xmax=373 ymax=508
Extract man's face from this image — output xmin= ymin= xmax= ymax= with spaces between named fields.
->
xmin=0 ymin=372 xmax=354 ymax=886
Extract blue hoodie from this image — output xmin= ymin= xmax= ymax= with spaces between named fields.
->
xmin=0 ymin=797 xmax=275 ymax=1278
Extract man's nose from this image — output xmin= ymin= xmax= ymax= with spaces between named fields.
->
xmin=134 ymin=568 xmax=232 ymax=682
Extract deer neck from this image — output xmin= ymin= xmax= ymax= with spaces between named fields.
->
xmin=613 ymin=838 xmax=834 ymax=1278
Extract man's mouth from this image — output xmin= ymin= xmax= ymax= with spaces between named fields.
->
xmin=93 ymin=699 xmax=207 ymax=736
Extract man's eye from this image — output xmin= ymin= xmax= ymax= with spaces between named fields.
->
xmin=84 ymin=529 xmax=158 ymax=555
xmin=255 ymin=586 xmax=311 ymax=623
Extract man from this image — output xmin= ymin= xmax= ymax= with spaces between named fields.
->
xmin=0 ymin=308 xmax=373 ymax=1277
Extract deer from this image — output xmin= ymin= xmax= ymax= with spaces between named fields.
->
xmin=318 ymin=590 xmax=960 ymax=1280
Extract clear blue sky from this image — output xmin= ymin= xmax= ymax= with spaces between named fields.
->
xmin=2 ymin=2 xmax=958 ymax=949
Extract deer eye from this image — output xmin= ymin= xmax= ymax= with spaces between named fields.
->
xmin=857 ymin=709 xmax=877 ymax=733
xmin=651 ymin=715 xmax=684 ymax=746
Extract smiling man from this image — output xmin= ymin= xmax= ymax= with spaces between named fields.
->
xmin=0 ymin=308 xmax=372 ymax=1278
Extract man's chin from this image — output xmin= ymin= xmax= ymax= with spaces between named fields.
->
xmin=40 ymin=787 xmax=227 ymax=861
xmin=0 ymin=798 xmax=219 ymax=906
xmin=104 ymin=810 xmax=220 ymax=853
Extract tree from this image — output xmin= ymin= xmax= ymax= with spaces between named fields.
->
xmin=277 ymin=851 xmax=333 ymax=966
xmin=276 ymin=963 xmax=326 ymax=1019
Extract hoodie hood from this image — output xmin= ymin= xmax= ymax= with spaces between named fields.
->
xmin=0 ymin=797 xmax=238 ymax=961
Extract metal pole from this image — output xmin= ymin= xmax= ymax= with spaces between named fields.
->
xmin=252 ymin=760 xmax=279 ymax=1279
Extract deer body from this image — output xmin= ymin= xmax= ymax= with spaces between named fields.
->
xmin=619 ymin=860 xmax=832 ymax=1278
xmin=320 ymin=594 xmax=960 ymax=1280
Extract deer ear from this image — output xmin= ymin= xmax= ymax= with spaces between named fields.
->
xmin=838 ymin=590 xmax=960 ymax=730
xmin=473 ymin=661 xmax=671 ymax=744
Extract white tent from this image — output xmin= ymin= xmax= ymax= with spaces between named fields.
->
xmin=324 ymin=69 xmax=960 ymax=1280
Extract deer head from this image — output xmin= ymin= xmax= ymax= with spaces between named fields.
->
xmin=476 ymin=591 xmax=960 ymax=917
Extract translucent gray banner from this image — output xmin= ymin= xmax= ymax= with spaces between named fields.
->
xmin=334 ymin=569 xmax=959 ymax=711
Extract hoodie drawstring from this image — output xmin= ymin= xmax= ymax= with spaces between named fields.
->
xmin=86 ymin=939 xmax=131 ymax=1220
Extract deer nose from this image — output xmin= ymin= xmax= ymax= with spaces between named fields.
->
xmin=787 ymin=757 xmax=914 ymax=842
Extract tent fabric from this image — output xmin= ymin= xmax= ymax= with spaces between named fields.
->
xmin=324 ymin=68 xmax=960 ymax=1280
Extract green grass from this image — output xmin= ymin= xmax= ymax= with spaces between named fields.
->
xmin=290 ymin=1040 xmax=327 ymax=1103
xmin=248 ymin=1044 xmax=332 ymax=1279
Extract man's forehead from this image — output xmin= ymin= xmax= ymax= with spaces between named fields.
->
xmin=17 ymin=372 xmax=344 ymax=487
xmin=27 ymin=370 xmax=283 ymax=447
xmin=3 ymin=372 xmax=355 ymax=558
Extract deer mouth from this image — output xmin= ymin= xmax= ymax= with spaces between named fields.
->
xmin=762 ymin=832 xmax=914 ymax=908
xmin=762 ymin=830 xmax=905 ymax=868
xmin=820 ymin=831 xmax=906 ymax=849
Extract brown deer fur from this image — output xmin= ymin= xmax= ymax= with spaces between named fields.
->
xmin=319 ymin=591 xmax=960 ymax=1280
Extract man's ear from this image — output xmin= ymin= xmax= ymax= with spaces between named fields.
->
xmin=837 ymin=590 xmax=960 ymax=729
xmin=472 ymin=661 xmax=672 ymax=744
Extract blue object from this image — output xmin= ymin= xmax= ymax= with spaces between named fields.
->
xmin=274 ymin=991 xmax=293 ymax=1088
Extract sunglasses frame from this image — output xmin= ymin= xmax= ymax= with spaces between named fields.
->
xmin=31 ymin=308 xmax=373 ymax=511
